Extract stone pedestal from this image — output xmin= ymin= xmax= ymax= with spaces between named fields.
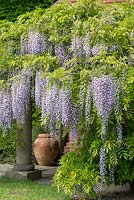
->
xmin=13 ymin=96 xmax=34 ymax=171
xmin=5 ymin=170 xmax=42 ymax=181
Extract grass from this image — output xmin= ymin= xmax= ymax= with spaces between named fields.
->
xmin=0 ymin=177 xmax=69 ymax=200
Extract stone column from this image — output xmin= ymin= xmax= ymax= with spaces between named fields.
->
xmin=13 ymin=99 xmax=34 ymax=171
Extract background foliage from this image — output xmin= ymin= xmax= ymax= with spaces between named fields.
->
xmin=0 ymin=0 xmax=56 ymax=21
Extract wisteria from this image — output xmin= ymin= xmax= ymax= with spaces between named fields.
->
xmin=83 ymin=75 xmax=122 ymax=184
xmin=11 ymin=70 xmax=31 ymax=124
xmin=108 ymin=44 xmax=117 ymax=53
xmin=21 ymin=31 xmax=48 ymax=55
xmin=41 ymin=83 xmax=78 ymax=139
xmin=99 ymin=146 xmax=106 ymax=183
xmin=91 ymin=44 xmax=107 ymax=56
xmin=91 ymin=76 xmax=116 ymax=181
xmin=85 ymin=85 xmax=91 ymax=129
xmin=46 ymin=84 xmax=61 ymax=136
xmin=83 ymin=32 xmax=91 ymax=57
xmin=35 ymin=71 xmax=46 ymax=108
xmin=91 ymin=76 xmax=115 ymax=125
xmin=20 ymin=34 xmax=29 ymax=55
xmin=59 ymin=88 xmax=75 ymax=128
xmin=71 ymin=36 xmax=83 ymax=58
xmin=0 ymin=89 xmax=12 ymax=133
xmin=55 ymin=43 xmax=70 ymax=67
xmin=109 ymin=167 xmax=115 ymax=183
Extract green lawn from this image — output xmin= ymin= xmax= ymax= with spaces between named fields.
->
xmin=0 ymin=177 xmax=69 ymax=200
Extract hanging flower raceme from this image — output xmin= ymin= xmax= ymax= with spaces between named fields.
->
xmin=55 ymin=43 xmax=71 ymax=67
xmin=41 ymin=83 xmax=61 ymax=136
xmin=85 ymin=85 xmax=91 ymax=129
xmin=84 ymin=75 xmax=122 ymax=184
xmin=91 ymin=76 xmax=116 ymax=125
xmin=41 ymin=81 xmax=78 ymax=139
xmin=71 ymin=35 xmax=84 ymax=58
xmin=35 ymin=71 xmax=46 ymax=108
xmin=99 ymin=146 xmax=106 ymax=183
xmin=83 ymin=32 xmax=91 ymax=57
xmin=91 ymin=44 xmax=107 ymax=56
xmin=59 ymin=87 xmax=78 ymax=141
xmin=0 ymin=89 xmax=12 ymax=133
xmin=59 ymin=88 xmax=73 ymax=127
xmin=20 ymin=31 xmax=48 ymax=55
xmin=11 ymin=70 xmax=32 ymax=124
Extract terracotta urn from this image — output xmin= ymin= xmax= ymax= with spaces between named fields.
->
xmin=33 ymin=134 xmax=59 ymax=166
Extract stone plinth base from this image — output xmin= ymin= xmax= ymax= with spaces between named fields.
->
xmin=5 ymin=169 xmax=42 ymax=181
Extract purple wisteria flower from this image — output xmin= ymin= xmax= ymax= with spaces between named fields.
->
xmin=85 ymin=85 xmax=91 ymax=129
xmin=59 ymin=88 xmax=74 ymax=127
xmin=83 ymin=32 xmax=91 ymax=57
xmin=91 ymin=44 xmax=107 ymax=56
xmin=11 ymin=70 xmax=31 ymax=124
xmin=41 ymin=82 xmax=61 ymax=136
xmin=41 ymin=84 xmax=78 ymax=139
xmin=100 ymin=146 xmax=106 ymax=183
xmin=91 ymin=76 xmax=115 ymax=123
xmin=55 ymin=43 xmax=70 ymax=67
xmin=0 ymin=89 xmax=12 ymax=133
xmin=35 ymin=71 xmax=46 ymax=108
xmin=20 ymin=31 xmax=48 ymax=55
xmin=71 ymin=36 xmax=83 ymax=58
xmin=108 ymin=44 xmax=117 ymax=53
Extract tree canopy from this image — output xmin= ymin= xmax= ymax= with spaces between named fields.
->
xmin=0 ymin=0 xmax=56 ymax=21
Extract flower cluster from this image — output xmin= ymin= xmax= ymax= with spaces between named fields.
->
xmin=71 ymin=36 xmax=84 ymax=58
xmin=108 ymin=44 xmax=117 ymax=53
xmin=42 ymin=84 xmax=61 ymax=136
xmin=11 ymin=70 xmax=31 ymax=124
xmin=91 ymin=44 xmax=107 ymax=56
xmin=91 ymin=76 xmax=115 ymax=124
xmin=0 ymin=89 xmax=12 ymax=133
xmin=85 ymin=85 xmax=91 ymax=129
xmin=84 ymin=75 xmax=122 ymax=183
xmin=83 ymin=33 xmax=91 ymax=57
xmin=40 ymin=83 xmax=78 ymax=139
xmin=35 ymin=71 xmax=46 ymax=108
xmin=21 ymin=31 xmax=48 ymax=55
xmin=99 ymin=146 xmax=106 ymax=183
xmin=71 ymin=33 xmax=91 ymax=58
xmin=55 ymin=43 xmax=70 ymax=67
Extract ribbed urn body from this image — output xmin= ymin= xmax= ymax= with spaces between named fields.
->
xmin=33 ymin=134 xmax=59 ymax=166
